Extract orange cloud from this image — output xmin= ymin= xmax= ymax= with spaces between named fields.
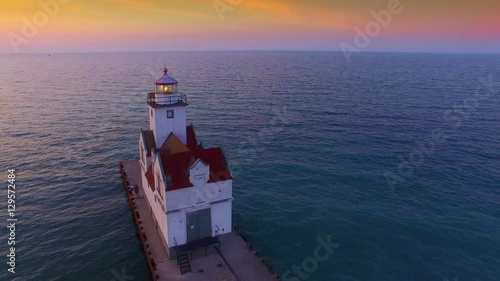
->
xmin=0 ymin=0 xmax=498 ymax=53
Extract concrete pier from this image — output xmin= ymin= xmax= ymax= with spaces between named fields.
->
xmin=119 ymin=160 xmax=277 ymax=281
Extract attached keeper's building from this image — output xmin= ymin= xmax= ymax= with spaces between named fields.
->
xmin=138 ymin=68 xmax=233 ymax=261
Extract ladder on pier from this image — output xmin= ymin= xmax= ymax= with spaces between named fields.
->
xmin=177 ymin=252 xmax=192 ymax=275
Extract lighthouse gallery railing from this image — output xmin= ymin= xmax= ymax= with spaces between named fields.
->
xmin=147 ymin=92 xmax=187 ymax=105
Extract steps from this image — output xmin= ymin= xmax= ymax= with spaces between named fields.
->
xmin=177 ymin=252 xmax=192 ymax=275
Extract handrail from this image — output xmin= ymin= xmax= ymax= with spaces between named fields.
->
xmin=174 ymin=237 xmax=179 ymax=265
xmin=147 ymin=93 xmax=187 ymax=105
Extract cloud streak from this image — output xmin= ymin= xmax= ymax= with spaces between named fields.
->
xmin=1 ymin=0 xmax=499 ymax=53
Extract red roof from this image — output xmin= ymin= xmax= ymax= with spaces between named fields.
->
xmin=186 ymin=124 xmax=198 ymax=150
xmin=145 ymin=165 xmax=155 ymax=192
xmin=160 ymin=147 xmax=232 ymax=191
xmin=144 ymin=125 xmax=231 ymax=192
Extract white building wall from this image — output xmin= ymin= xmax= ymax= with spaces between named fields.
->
xmin=165 ymin=180 xmax=232 ymax=212
xmin=164 ymin=179 xmax=233 ymax=247
xmin=138 ymin=136 xmax=151 ymax=172
xmin=153 ymin=160 xmax=168 ymax=241
xmin=166 ymin=211 xmax=186 ymax=246
xmin=206 ymin=180 xmax=233 ymax=204
xmin=210 ymin=200 xmax=232 ymax=236
xmin=141 ymin=166 xmax=149 ymax=202
xmin=148 ymin=108 xmax=155 ymax=133
xmin=139 ymin=154 xmax=169 ymax=248
xmin=150 ymin=106 xmax=187 ymax=147
xmin=165 ymin=199 xmax=232 ymax=247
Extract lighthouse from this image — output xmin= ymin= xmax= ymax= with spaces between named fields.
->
xmin=147 ymin=68 xmax=187 ymax=146
xmin=138 ymin=68 xmax=233 ymax=263
xmin=118 ymin=68 xmax=277 ymax=279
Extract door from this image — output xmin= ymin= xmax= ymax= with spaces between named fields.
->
xmin=186 ymin=208 xmax=212 ymax=243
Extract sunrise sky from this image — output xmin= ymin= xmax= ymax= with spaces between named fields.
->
xmin=1 ymin=0 xmax=499 ymax=54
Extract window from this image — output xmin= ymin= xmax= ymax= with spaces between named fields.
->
xmin=167 ymin=110 xmax=174 ymax=119
xmin=151 ymin=109 xmax=153 ymax=117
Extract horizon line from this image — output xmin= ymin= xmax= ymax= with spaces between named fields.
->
xmin=1 ymin=49 xmax=500 ymax=55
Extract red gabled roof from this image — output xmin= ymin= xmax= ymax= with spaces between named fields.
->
xmin=145 ymin=164 xmax=155 ymax=192
xmin=159 ymin=147 xmax=232 ymax=191
xmin=186 ymin=124 xmax=198 ymax=150
xmin=160 ymin=133 xmax=190 ymax=154
xmin=144 ymin=125 xmax=231 ymax=192
xmin=197 ymin=147 xmax=232 ymax=184
xmin=160 ymin=151 xmax=193 ymax=190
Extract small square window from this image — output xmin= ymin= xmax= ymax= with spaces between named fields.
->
xmin=167 ymin=110 xmax=174 ymax=119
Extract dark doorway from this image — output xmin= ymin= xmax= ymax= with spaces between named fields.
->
xmin=186 ymin=208 xmax=212 ymax=242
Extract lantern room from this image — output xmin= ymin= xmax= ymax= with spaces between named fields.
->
xmin=148 ymin=68 xmax=187 ymax=107
xmin=155 ymin=68 xmax=178 ymax=94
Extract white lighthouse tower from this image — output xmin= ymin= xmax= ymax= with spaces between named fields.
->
xmin=148 ymin=68 xmax=187 ymax=146
xmin=138 ymin=68 xmax=233 ymax=271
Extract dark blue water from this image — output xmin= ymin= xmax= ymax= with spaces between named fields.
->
xmin=1 ymin=52 xmax=499 ymax=281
